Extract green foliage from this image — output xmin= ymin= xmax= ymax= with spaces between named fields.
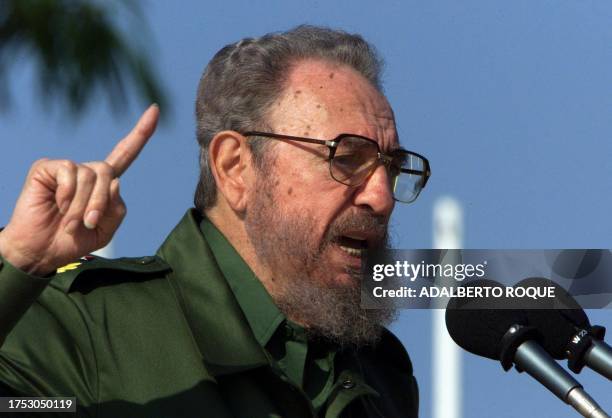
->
xmin=0 ymin=0 xmax=168 ymax=117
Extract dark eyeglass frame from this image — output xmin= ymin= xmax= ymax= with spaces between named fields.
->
xmin=242 ymin=131 xmax=431 ymax=203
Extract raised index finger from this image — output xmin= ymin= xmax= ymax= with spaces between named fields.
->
xmin=105 ymin=104 xmax=160 ymax=177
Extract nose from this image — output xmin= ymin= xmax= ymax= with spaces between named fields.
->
xmin=353 ymin=164 xmax=395 ymax=216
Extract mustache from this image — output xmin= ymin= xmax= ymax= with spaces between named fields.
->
xmin=323 ymin=211 xmax=389 ymax=250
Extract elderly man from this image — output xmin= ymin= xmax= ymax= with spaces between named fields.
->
xmin=0 ymin=26 xmax=429 ymax=417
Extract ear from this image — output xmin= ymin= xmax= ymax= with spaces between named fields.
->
xmin=208 ymin=131 xmax=251 ymax=212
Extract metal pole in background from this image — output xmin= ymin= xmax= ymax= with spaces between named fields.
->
xmin=432 ymin=197 xmax=463 ymax=418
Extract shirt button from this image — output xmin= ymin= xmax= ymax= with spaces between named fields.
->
xmin=342 ymin=379 xmax=355 ymax=389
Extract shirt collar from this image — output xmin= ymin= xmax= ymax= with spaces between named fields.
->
xmin=199 ymin=217 xmax=286 ymax=347
xmin=156 ymin=209 xmax=270 ymax=376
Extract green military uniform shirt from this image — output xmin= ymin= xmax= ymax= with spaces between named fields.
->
xmin=0 ymin=209 xmax=419 ymax=417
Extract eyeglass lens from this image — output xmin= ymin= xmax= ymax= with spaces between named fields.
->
xmin=330 ymin=136 xmax=426 ymax=203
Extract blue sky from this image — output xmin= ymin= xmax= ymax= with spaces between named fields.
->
xmin=1 ymin=1 xmax=611 ymax=416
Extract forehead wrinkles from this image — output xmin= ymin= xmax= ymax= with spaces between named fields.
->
xmin=272 ymin=88 xmax=331 ymax=133
xmin=325 ymin=90 xmax=397 ymax=153
xmin=350 ymin=94 xmax=397 ymax=149
xmin=266 ymin=60 xmax=397 ymax=146
xmin=313 ymin=68 xmax=398 ymax=149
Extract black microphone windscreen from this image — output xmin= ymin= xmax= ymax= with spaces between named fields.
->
xmin=515 ymin=277 xmax=589 ymax=359
xmin=445 ymin=279 xmax=527 ymax=360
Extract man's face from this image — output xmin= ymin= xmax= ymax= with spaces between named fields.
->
xmin=244 ymin=59 xmax=398 ymax=344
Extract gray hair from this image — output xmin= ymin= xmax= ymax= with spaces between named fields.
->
xmin=194 ymin=25 xmax=384 ymax=212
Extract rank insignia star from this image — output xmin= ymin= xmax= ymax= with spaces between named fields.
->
xmin=56 ymin=255 xmax=94 ymax=274
xmin=56 ymin=262 xmax=82 ymax=274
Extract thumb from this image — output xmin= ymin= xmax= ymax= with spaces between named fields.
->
xmin=95 ymin=179 xmax=127 ymax=247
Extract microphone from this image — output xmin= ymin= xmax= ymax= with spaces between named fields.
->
xmin=515 ymin=277 xmax=612 ymax=381
xmin=445 ymin=279 xmax=610 ymax=418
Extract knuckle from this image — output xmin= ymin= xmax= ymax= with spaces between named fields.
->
xmin=59 ymin=160 xmax=77 ymax=172
xmin=116 ymin=202 xmax=127 ymax=218
xmin=85 ymin=161 xmax=115 ymax=179
xmin=32 ymin=158 xmax=50 ymax=169
xmin=98 ymin=162 xmax=115 ymax=178
xmin=78 ymin=165 xmax=97 ymax=182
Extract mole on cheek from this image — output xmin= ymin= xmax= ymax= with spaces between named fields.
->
xmin=329 ymin=72 xmax=334 ymax=79
xmin=287 ymin=187 xmax=293 ymax=195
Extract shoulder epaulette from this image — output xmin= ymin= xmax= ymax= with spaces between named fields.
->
xmin=51 ymin=255 xmax=172 ymax=293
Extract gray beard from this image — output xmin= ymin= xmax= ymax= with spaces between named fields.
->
xmin=245 ymin=171 xmax=397 ymax=347
xmin=273 ymin=271 xmax=398 ymax=347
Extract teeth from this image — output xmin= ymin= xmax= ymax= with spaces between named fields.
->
xmin=339 ymin=245 xmax=363 ymax=256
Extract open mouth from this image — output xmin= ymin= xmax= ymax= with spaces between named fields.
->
xmin=337 ymin=236 xmax=367 ymax=257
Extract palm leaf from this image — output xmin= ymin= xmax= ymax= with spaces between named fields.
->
xmin=0 ymin=0 xmax=168 ymax=117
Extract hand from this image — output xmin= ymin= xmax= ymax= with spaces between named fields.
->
xmin=0 ymin=105 xmax=159 ymax=276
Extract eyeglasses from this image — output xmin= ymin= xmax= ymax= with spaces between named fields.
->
xmin=242 ymin=131 xmax=431 ymax=203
